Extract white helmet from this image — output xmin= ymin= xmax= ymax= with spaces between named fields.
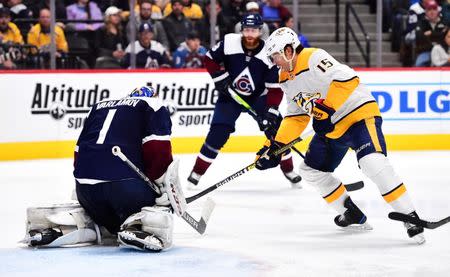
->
xmin=265 ymin=27 xmax=301 ymax=59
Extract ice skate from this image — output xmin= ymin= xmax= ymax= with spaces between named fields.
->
xmin=24 ymin=228 xmax=63 ymax=247
xmin=403 ymin=211 xmax=425 ymax=244
xmin=334 ymin=197 xmax=372 ymax=230
xmin=118 ymin=228 xmax=163 ymax=252
xmin=187 ymin=171 xmax=202 ymax=191
xmin=283 ymin=171 xmax=302 ymax=189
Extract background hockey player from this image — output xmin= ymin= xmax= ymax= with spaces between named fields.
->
xmin=187 ymin=14 xmax=302 ymax=189
xmin=255 ymin=27 xmax=425 ymax=244
xmin=23 ymin=86 xmax=185 ymax=252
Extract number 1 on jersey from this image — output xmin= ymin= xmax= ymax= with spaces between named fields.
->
xmin=96 ymin=109 xmax=117 ymax=144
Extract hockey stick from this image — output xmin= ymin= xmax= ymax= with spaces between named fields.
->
xmin=228 ymin=87 xmax=306 ymax=158
xmin=187 ymin=133 xmax=307 ymax=203
xmin=228 ymin=88 xmax=364 ymax=192
xmin=388 ymin=212 xmax=450 ymax=229
xmin=112 ymin=146 xmax=215 ymax=235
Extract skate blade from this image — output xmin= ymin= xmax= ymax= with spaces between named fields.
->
xmin=340 ymin=222 xmax=373 ymax=231
xmin=290 ymin=182 xmax=302 ymax=189
xmin=412 ymin=233 xmax=426 ymax=245
xmin=186 ymin=183 xmax=201 ymax=191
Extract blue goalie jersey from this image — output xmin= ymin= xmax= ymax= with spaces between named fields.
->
xmin=206 ymin=33 xmax=279 ymax=98
xmin=74 ymin=96 xmax=172 ymax=184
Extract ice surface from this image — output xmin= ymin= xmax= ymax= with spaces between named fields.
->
xmin=1 ymin=151 xmax=450 ymax=276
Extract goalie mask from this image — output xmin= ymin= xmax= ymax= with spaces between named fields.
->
xmin=129 ymin=86 xmax=158 ymax=98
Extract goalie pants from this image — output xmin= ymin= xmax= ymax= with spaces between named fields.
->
xmin=76 ymin=178 xmax=158 ymax=234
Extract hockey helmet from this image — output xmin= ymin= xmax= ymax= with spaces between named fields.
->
xmin=265 ymin=27 xmax=301 ymax=59
xmin=240 ymin=14 xmax=263 ymax=30
xmin=129 ymin=86 xmax=157 ymax=97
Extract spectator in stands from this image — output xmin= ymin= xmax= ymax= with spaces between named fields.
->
xmin=27 ymin=8 xmax=68 ymax=55
xmin=97 ymin=0 xmax=130 ymax=13
xmin=196 ymin=0 xmax=227 ymax=47
xmin=0 ymin=7 xmax=23 ymax=44
xmin=172 ymin=31 xmax=206 ymax=68
xmin=282 ymin=15 xmax=310 ymax=47
xmin=431 ymin=27 xmax=450 ymax=65
xmin=442 ymin=0 xmax=450 ymax=25
xmin=94 ymin=6 xmax=126 ymax=68
xmin=260 ymin=0 xmax=292 ymax=32
xmin=162 ymin=0 xmax=193 ymax=52
xmin=126 ymin=0 xmax=169 ymax=49
xmin=234 ymin=1 xmax=270 ymax=40
xmin=122 ymin=22 xmax=171 ymax=69
xmin=163 ymin=0 xmax=203 ymax=20
xmin=221 ymin=0 xmax=246 ymax=34
xmin=30 ymin=0 xmax=66 ymax=20
xmin=414 ymin=0 xmax=448 ymax=66
xmin=6 ymin=0 xmax=32 ymax=38
xmin=66 ymin=0 xmax=103 ymax=31
xmin=129 ymin=0 xmax=163 ymax=20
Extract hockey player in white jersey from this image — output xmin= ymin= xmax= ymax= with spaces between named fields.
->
xmin=255 ymin=27 xmax=425 ymax=244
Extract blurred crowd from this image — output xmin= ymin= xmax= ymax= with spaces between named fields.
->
xmin=0 ymin=0 xmax=308 ymax=69
xmin=390 ymin=0 xmax=449 ymax=66
xmin=0 ymin=0 xmax=448 ymax=69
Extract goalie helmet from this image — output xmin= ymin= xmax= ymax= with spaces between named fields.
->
xmin=129 ymin=86 xmax=157 ymax=98
xmin=265 ymin=27 xmax=301 ymax=59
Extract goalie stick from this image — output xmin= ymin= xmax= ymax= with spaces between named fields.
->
xmin=388 ymin=212 xmax=450 ymax=229
xmin=227 ymin=87 xmax=365 ymax=192
xmin=112 ymin=146 xmax=214 ymax=235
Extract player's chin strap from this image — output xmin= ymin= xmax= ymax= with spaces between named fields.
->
xmin=112 ymin=146 xmax=215 ymax=235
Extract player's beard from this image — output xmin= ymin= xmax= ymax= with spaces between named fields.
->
xmin=242 ymin=36 xmax=260 ymax=49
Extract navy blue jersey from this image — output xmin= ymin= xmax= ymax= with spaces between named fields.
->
xmin=74 ymin=96 xmax=172 ymax=184
xmin=206 ymin=33 xmax=280 ymax=99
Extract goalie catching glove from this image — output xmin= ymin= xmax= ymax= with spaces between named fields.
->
xmin=255 ymin=141 xmax=286 ymax=170
xmin=312 ymin=99 xmax=335 ymax=136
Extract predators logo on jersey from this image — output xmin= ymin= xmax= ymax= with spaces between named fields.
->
xmin=293 ymin=91 xmax=321 ymax=115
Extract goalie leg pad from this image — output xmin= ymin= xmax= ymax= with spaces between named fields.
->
xmin=23 ymin=202 xmax=99 ymax=247
xmin=118 ymin=206 xmax=173 ymax=251
xmin=299 ymin=161 xmax=348 ymax=214
xmin=359 ymin=153 xmax=415 ymax=214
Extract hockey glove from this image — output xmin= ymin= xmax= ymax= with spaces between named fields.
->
xmin=212 ymin=70 xmax=231 ymax=96
xmin=255 ymin=142 xmax=283 ymax=170
xmin=258 ymin=107 xmax=282 ymax=140
xmin=312 ymin=99 xmax=335 ymax=136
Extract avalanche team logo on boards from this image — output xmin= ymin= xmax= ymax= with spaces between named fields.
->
xmin=232 ymin=67 xmax=255 ymax=96
xmin=293 ymin=91 xmax=321 ymax=115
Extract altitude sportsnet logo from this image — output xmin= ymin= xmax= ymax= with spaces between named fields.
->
xmin=30 ymin=83 xmax=110 ymax=119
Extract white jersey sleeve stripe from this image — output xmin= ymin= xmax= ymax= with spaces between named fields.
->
xmin=142 ymin=134 xmax=171 ymax=144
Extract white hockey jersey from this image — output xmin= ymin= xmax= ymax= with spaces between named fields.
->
xmin=274 ymin=48 xmax=381 ymax=143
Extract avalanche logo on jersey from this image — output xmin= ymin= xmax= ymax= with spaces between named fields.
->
xmin=293 ymin=91 xmax=321 ymax=115
xmin=232 ymin=67 xmax=255 ymax=96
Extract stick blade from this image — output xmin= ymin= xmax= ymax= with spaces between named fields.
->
xmin=388 ymin=212 xmax=450 ymax=229
xmin=344 ymin=181 xmax=364 ymax=192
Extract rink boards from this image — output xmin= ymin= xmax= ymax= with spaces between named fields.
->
xmin=0 ymin=68 xmax=449 ymax=160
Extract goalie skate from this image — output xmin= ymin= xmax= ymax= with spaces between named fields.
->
xmin=118 ymin=229 xmax=164 ymax=252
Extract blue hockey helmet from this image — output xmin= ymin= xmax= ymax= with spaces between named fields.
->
xmin=240 ymin=14 xmax=263 ymax=30
xmin=129 ymin=86 xmax=157 ymax=97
